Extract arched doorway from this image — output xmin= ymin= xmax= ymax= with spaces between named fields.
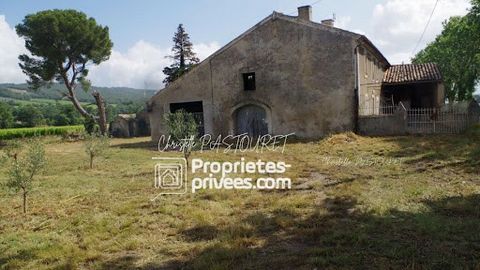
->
xmin=234 ymin=104 xmax=269 ymax=137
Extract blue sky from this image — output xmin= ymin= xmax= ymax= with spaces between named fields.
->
xmin=1 ymin=0 xmax=379 ymax=51
xmin=0 ymin=0 xmax=475 ymax=90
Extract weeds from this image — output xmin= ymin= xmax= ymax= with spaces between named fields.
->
xmin=0 ymin=134 xmax=479 ymax=269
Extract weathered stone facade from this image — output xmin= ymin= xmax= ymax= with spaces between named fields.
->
xmin=148 ymin=6 xmax=389 ymax=141
xmin=109 ymin=111 xmax=150 ymax=138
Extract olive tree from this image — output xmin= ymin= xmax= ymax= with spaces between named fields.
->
xmin=16 ymin=9 xmax=113 ymax=134
xmin=5 ymin=139 xmax=46 ymax=214
xmin=84 ymin=133 xmax=110 ymax=169
xmin=164 ymin=109 xmax=198 ymax=166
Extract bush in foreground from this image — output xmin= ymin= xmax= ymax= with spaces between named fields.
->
xmin=84 ymin=133 xmax=110 ymax=169
xmin=4 ymin=139 xmax=46 ymax=214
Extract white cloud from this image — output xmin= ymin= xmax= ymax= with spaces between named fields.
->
xmin=88 ymin=40 xmax=169 ymax=90
xmin=0 ymin=14 xmax=220 ymax=89
xmin=89 ymin=40 xmax=220 ymax=89
xmin=193 ymin=42 xmax=221 ymax=61
xmin=387 ymin=52 xmax=414 ymax=64
xmin=335 ymin=16 xmax=352 ymax=29
xmin=0 ymin=15 xmax=28 ymax=83
xmin=1 ymin=2 xmax=473 ymax=87
xmin=370 ymin=0 xmax=470 ymax=64
xmin=352 ymin=29 xmax=366 ymax=36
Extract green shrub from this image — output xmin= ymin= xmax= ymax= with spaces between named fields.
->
xmin=0 ymin=102 xmax=14 ymax=128
xmin=84 ymin=133 xmax=110 ymax=169
xmin=15 ymin=104 xmax=45 ymax=127
xmin=5 ymin=138 xmax=46 ymax=213
xmin=83 ymin=117 xmax=99 ymax=134
xmin=0 ymin=126 xmax=84 ymax=140
xmin=164 ymin=109 xmax=198 ymax=166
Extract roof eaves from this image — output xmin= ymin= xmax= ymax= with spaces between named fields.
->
xmin=357 ymin=36 xmax=390 ymax=67
xmin=383 ymin=63 xmax=443 ymax=84
xmin=382 ymin=79 xmax=442 ymax=85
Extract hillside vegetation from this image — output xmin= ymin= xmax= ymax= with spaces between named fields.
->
xmin=0 ymin=83 xmax=156 ymax=129
xmin=0 ymin=83 xmax=156 ymax=104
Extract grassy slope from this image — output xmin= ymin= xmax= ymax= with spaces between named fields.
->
xmin=0 ymin=134 xmax=479 ymax=269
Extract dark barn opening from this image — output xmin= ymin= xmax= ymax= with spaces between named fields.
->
xmin=137 ymin=118 xmax=150 ymax=136
xmin=242 ymin=72 xmax=256 ymax=91
xmin=381 ymin=63 xmax=443 ymax=109
xmin=382 ymin=82 xmax=439 ymax=108
xmin=169 ymin=101 xmax=205 ymax=135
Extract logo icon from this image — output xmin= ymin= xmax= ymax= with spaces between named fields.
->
xmin=152 ymin=157 xmax=187 ymax=199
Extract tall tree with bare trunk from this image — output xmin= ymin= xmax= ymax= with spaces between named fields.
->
xmin=16 ymin=9 xmax=113 ymax=134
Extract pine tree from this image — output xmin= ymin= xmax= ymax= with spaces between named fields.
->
xmin=163 ymin=24 xmax=200 ymax=85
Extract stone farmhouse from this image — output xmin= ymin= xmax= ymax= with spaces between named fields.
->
xmin=147 ymin=6 xmax=446 ymax=141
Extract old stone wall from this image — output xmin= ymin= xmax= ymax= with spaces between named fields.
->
xmin=149 ymin=15 xmax=362 ymax=141
xmin=358 ymin=110 xmax=407 ymax=136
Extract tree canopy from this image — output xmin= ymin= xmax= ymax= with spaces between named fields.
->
xmin=413 ymin=0 xmax=480 ymax=102
xmin=16 ymin=9 xmax=112 ymax=90
xmin=0 ymin=102 xmax=14 ymax=129
xmin=163 ymin=24 xmax=200 ymax=85
xmin=16 ymin=9 xmax=113 ymax=134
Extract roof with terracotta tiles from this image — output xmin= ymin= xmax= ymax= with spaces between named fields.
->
xmin=383 ymin=63 xmax=442 ymax=84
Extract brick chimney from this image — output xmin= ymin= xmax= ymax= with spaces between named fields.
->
xmin=298 ymin=6 xmax=312 ymax=21
xmin=321 ymin=19 xmax=335 ymax=27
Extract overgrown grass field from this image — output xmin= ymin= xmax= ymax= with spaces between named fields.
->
xmin=0 ymin=132 xmax=479 ymax=269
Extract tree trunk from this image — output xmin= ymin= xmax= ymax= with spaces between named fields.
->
xmin=90 ymin=153 xmax=94 ymax=169
xmin=92 ymin=91 xmax=108 ymax=136
xmin=59 ymin=65 xmax=108 ymax=132
xmin=70 ymin=92 xmax=95 ymax=119
xmin=22 ymin=189 xmax=27 ymax=214
xmin=60 ymin=71 xmax=95 ymax=121
xmin=184 ymin=150 xmax=190 ymax=168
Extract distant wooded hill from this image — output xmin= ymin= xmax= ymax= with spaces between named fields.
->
xmin=0 ymin=83 xmax=157 ymax=104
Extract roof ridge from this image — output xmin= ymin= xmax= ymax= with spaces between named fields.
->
xmin=390 ymin=62 xmax=437 ymax=66
xmin=152 ymin=12 xmax=276 ymax=96
xmin=274 ymin=12 xmax=363 ymax=38
xmin=153 ymin=10 xmax=391 ymax=95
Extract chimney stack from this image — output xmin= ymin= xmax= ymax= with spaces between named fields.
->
xmin=321 ymin=19 xmax=335 ymax=27
xmin=298 ymin=6 xmax=312 ymax=21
